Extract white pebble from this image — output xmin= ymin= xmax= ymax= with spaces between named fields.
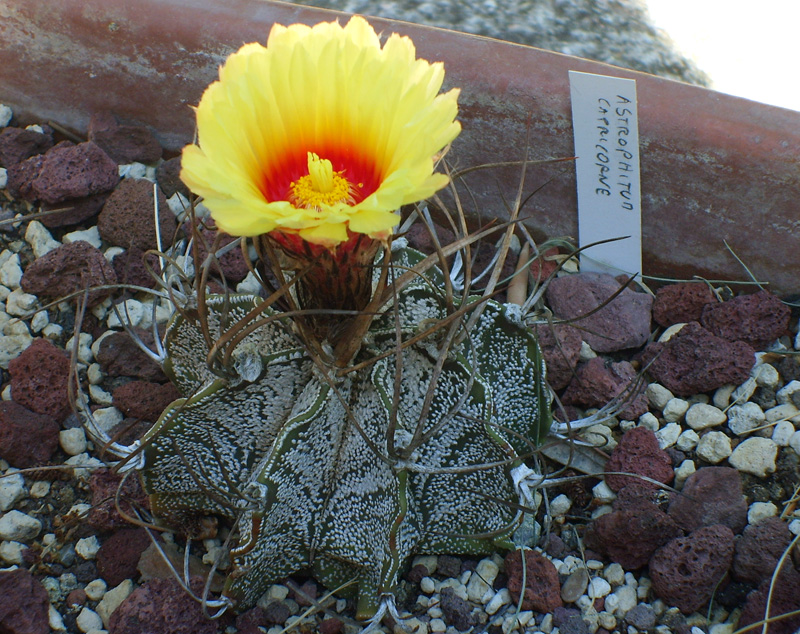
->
xmin=591 ymin=504 xmax=613 ymax=519
xmin=695 ymin=431 xmax=732 ymax=463
xmin=0 ymin=252 xmax=22 ymax=288
xmin=790 ymin=431 xmax=800 ymax=456
xmin=167 ymin=192 xmax=190 ymax=218
xmin=638 ymin=412 xmax=660 ymax=431
xmin=657 ymin=323 xmax=685 ymax=342
xmin=89 ymin=384 xmax=114 ymax=406
xmin=728 ymin=437 xmax=778 ymax=477
xmin=76 ymin=535 xmax=101 ymax=560
xmin=107 ymin=298 xmax=146 ymax=328
xmin=3 ymin=318 xmax=29 ymax=336
xmin=637 ymin=576 xmax=652 ymax=600
xmin=646 ymin=383 xmax=673 ymax=411
xmin=6 ymin=288 xmax=37 ymax=317
xmin=765 ymin=403 xmax=800 ymax=424
xmin=674 ymin=459 xmax=697 ymax=488
xmin=25 ymin=220 xmax=61 ymax=258
xmin=588 ymin=577 xmax=611 ymax=599
xmin=604 ymin=563 xmax=625 ymax=587
xmin=66 ymin=332 xmax=94 ymax=365
xmin=727 ymin=402 xmax=765 ymax=436
xmin=91 ymin=407 xmax=123 ymax=433
xmin=119 ymin=162 xmax=148 ymax=180
xmin=747 ymin=501 xmax=778 ymax=525
xmin=712 ymin=384 xmax=735 ymax=409
xmin=29 ymin=481 xmax=50 ymax=498
xmin=267 ymin=584 xmax=289 ymax=601
xmin=0 ymin=333 xmax=32 ymax=369
xmin=550 ymin=494 xmax=572 ymax=517
xmin=598 ymin=611 xmax=617 ymax=630
xmin=103 ymin=246 xmax=125 ymax=263
xmin=65 ymin=454 xmax=105 ymax=480
xmin=76 ymin=607 xmax=103 ymax=633
xmin=0 ymin=540 xmax=26 ymax=565
xmin=579 ymin=340 xmax=597 ymax=361
xmin=428 ymin=606 xmax=443 ymax=619
xmin=772 ymin=420 xmax=795 ymax=446
xmin=42 ymin=323 xmax=63 ymax=340
xmin=485 ymin=588 xmax=510 ymax=615
xmin=48 ymin=604 xmax=66 ymax=632
xmin=685 ymin=403 xmax=727 ymax=430
xmin=0 ymin=509 xmax=42 ymax=541
xmin=730 ymin=377 xmax=758 ymax=406
xmin=420 ymin=577 xmax=436 ymax=594
xmin=0 ymin=470 xmax=26 ymax=511
xmin=776 ymin=379 xmax=800 ymax=404
xmin=84 ymin=579 xmax=107 ymax=601
xmin=754 ymin=364 xmax=780 ymax=389
xmin=676 ymin=429 xmax=700 ymax=451
xmin=789 ymin=519 xmax=800 ymax=536
xmin=63 ymin=228 xmax=102 ymax=249
xmin=0 ymin=104 xmax=12 ymax=126
xmin=60 ymin=428 xmax=88 ymax=456
xmin=592 ymin=480 xmax=616 ymax=504
xmin=30 ymin=310 xmax=49 ymax=333
xmin=429 ymin=618 xmax=446 ymax=633
xmin=467 ymin=558 xmax=499 ymax=603
xmin=663 ymin=397 xmax=689 ymax=422
xmin=655 ymin=422 xmax=681 ymax=449
xmin=87 ymin=363 xmax=104 ymax=385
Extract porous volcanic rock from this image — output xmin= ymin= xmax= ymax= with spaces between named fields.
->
xmin=40 ymin=192 xmax=109 ymax=228
xmin=504 ymin=549 xmax=563 ymax=613
xmin=440 ymin=586 xmax=476 ymax=630
xmin=585 ymin=494 xmax=683 ymax=569
xmin=545 ymin=272 xmax=653 ymax=352
xmin=738 ymin=566 xmax=800 ymax=634
xmin=733 ymin=516 xmax=793 ymax=585
xmin=652 ymin=282 xmax=716 ymax=327
xmin=88 ymin=468 xmax=150 ymax=531
xmin=88 ymin=111 xmax=162 ymax=165
xmin=0 ymin=125 xmax=54 ymax=167
xmin=668 ymin=467 xmax=747 ymax=534
xmin=604 ymin=426 xmax=674 ymax=492
xmin=97 ymin=178 xmax=177 ymax=251
xmin=0 ymin=568 xmax=50 ymax=634
xmin=111 ymin=246 xmax=162 ymax=289
xmin=561 ymin=357 xmax=648 ymax=420
xmin=112 ymin=381 xmax=180 ymax=422
xmin=97 ymin=528 xmax=152 ymax=587
xmin=0 ymin=401 xmax=59 ymax=469
xmin=640 ymin=322 xmax=755 ymax=396
xmin=95 ymin=329 xmax=167 ymax=382
xmin=108 ymin=577 xmax=220 ymax=634
xmin=156 ymin=156 xmax=190 ymax=199
xmin=31 ymin=141 xmax=119 ymax=204
xmin=21 ymin=240 xmax=117 ymax=307
xmin=649 ymin=525 xmax=735 ymax=614
xmin=532 ymin=322 xmax=582 ymax=390
xmin=700 ymin=289 xmax=790 ymax=350
xmin=8 ymin=338 xmax=71 ymax=422
xmin=194 ymin=225 xmax=250 ymax=284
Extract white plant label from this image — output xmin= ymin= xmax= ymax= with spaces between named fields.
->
xmin=569 ymin=70 xmax=641 ymax=276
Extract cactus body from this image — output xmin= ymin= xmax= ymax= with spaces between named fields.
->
xmin=140 ymin=246 xmax=551 ymax=617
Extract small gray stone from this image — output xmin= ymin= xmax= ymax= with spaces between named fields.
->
xmin=561 ymin=568 xmax=589 ymax=603
xmin=625 ymin=603 xmax=656 ymax=630
xmin=0 ymin=470 xmax=26 ymax=511
xmin=776 ymin=379 xmax=800 ymax=404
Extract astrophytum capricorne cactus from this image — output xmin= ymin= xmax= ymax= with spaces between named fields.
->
xmin=138 ymin=242 xmax=552 ymax=620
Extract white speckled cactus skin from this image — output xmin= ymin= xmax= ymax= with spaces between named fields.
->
xmin=139 ymin=245 xmax=551 ymax=619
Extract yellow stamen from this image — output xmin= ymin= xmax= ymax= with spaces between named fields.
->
xmin=290 ymin=152 xmax=353 ymax=209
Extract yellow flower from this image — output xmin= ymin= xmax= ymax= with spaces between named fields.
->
xmin=181 ymin=15 xmax=460 ymax=248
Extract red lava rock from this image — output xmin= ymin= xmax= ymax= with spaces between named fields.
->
xmin=0 ymin=126 xmax=54 ymax=167
xmin=604 ymin=427 xmax=674 ymax=492
xmin=585 ymin=496 xmax=683 ymax=569
xmin=529 ymin=246 xmax=560 ymax=282
xmin=112 ymin=381 xmax=180 ymax=422
xmin=0 ymin=568 xmax=50 ymax=634
xmin=318 ymin=617 xmax=345 ymax=634
xmin=107 ymin=576 xmax=220 ymax=634
xmin=5 ymin=153 xmax=45 ymax=200
xmin=667 ymin=467 xmax=747 ymax=534
xmin=31 ymin=141 xmax=119 ymax=204
xmin=738 ymin=565 xmax=800 ymax=634
xmin=195 ymin=226 xmax=250 ymax=284
xmin=552 ymin=607 xmax=589 ymax=634
xmin=95 ymin=329 xmax=167 ymax=382
xmin=0 ymin=401 xmax=60 ymax=469
xmin=700 ymin=290 xmax=791 ymax=350
xmin=97 ymin=528 xmax=152 ymax=587
xmin=533 ymin=323 xmax=582 ymax=391
xmin=640 ymin=322 xmax=755 ymax=396
xmin=8 ymin=338 xmax=71 ymax=422
xmin=649 ymin=524 xmax=735 ymax=614
xmin=561 ymin=357 xmax=648 ymax=420
xmin=652 ymin=282 xmax=717 ymax=327
xmin=733 ymin=516 xmax=793 ymax=584
xmin=21 ymin=240 xmax=117 ymax=308
xmin=440 ymin=586 xmax=476 ymax=630
xmin=40 ymin=192 xmax=109 ymax=228
xmin=156 ymin=156 xmax=190 ymax=199
xmin=88 ymin=112 xmax=163 ymax=165
xmin=504 ymin=549 xmax=563 ymax=613
xmin=545 ymin=272 xmax=653 ymax=353
xmin=97 ymin=178 xmax=177 ymax=251
xmin=88 ymin=468 xmax=150 ymax=531
xmin=65 ymin=588 xmax=87 ymax=607
xmin=111 ymin=247 xmax=162 ymax=289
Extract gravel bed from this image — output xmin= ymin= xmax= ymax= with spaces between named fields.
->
xmin=0 ymin=106 xmax=798 ymax=634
